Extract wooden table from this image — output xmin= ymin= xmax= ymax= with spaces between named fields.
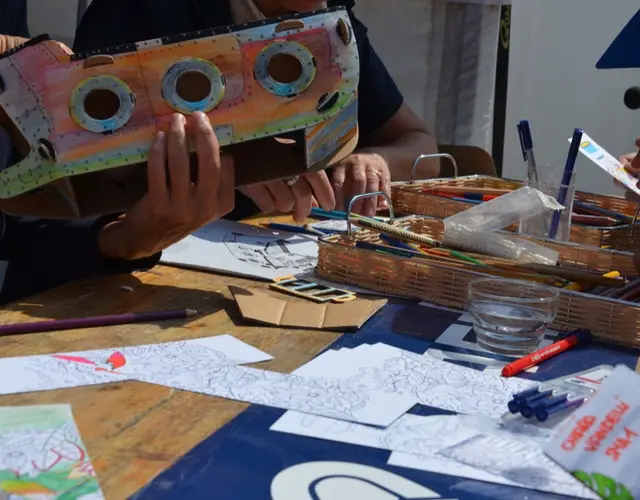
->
xmin=0 ymin=215 xmax=341 ymax=499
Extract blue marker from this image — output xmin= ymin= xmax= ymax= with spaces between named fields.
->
xmin=512 ymin=387 xmax=541 ymax=400
xmin=549 ymin=128 xmax=583 ymax=239
xmin=517 ymin=120 xmax=539 ymax=188
xmin=519 ymin=389 xmax=555 ymax=418
xmin=266 ymin=223 xmax=318 ymax=236
xmin=536 ymin=397 xmax=587 ymax=422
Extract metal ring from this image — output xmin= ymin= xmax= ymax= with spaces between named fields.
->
xmin=411 ymin=153 xmax=459 ymax=183
xmin=162 ymin=58 xmax=225 ymax=114
xmin=254 ymin=41 xmax=316 ymax=97
xmin=285 ymin=176 xmax=300 ymax=187
xmin=346 ymin=191 xmax=395 ymax=237
xmin=70 ymin=75 xmax=135 ymax=133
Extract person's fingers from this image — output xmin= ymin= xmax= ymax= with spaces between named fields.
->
xmin=266 ymin=180 xmax=296 ymax=213
xmin=331 ymin=164 xmax=347 ymax=211
xmin=146 ymin=131 xmax=169 ymax=207
xmin=218 ymin=154 xmax=235 ymax=217
xmin=361 ymin=168 xmax=380 ymax=217
xmin=191 ymin=112 xmax=221 ymax=212
xmin=238 ymin=184 xmax=277 ymax=213
xmin=289 ymin=178 xmax=314 ymax=222
xmin=166 ymin=113 xmax=191 ymax=213
xmin=349 ymin=163 xmax=367 ymax=215
xmin=304 ymin=171 xmax=335 ymax=211
xmin=378 ymin=166 xmax=391 ymax=210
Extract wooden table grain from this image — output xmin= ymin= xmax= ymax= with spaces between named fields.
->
xmin=0 ymin=215 xmax=341 ymax=498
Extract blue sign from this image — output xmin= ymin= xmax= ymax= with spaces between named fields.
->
xmin=597 ymin=9 xmax=640 ymax=69
xmin=130 ymin=301 xmax=639 ymax=500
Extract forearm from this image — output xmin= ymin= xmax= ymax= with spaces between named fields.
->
xmin=361 ymin=130 xmax=440 ymax=182
xmin=0 ymin=34 xmax=28 ymax=55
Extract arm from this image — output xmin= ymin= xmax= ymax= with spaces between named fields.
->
xmin=347 ymin=10 xmax=440 ymax=180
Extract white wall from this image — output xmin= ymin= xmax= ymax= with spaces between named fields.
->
xmin=503 ymin=0 xmax=640 ymax=196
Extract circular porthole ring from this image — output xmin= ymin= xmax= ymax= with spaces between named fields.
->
xmin=162 ymin=58 xmax=226 ymax=115
xmin=254 ymin=41 xmax=316 ymax=98
xmin=69 ymin=75 xmax=135 ymax=134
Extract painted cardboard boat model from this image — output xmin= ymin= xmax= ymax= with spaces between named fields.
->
xmin=0 ymin=7 xmax=359 ymax=218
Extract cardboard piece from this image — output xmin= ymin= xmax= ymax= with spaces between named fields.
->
xmin=0 ymin=7 xmax=359 ymax=218
xmin=229 ymin=285 xmax=387 ymax=331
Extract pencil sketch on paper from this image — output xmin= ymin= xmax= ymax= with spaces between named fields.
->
xmin=222 ymin=232 xmax=317 ymax=271
xmin=0 ymin=405 xmax=104 ymax=499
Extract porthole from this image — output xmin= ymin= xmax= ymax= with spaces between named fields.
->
xmin=69 ymin=75 xmax=135 ymax=133
xmin=254 ymin=41 xmax=316 ymax=97
xmin=162 ymin=58 xmax=225 ymax=114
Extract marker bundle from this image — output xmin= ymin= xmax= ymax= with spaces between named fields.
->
xmin=505 ymin=365 xmax=614 ymax=423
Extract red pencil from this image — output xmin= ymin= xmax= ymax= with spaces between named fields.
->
xmin=501 ymin=329 xmax=592 ymax=377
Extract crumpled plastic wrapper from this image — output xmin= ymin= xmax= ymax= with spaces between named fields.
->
xmin=442 ymin=187 xmax=564 ymax=265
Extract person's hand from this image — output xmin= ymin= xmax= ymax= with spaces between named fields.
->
xmin=331 ymin=153 xmax=391 ymax=218
xmin=238 ymin=172 xmax=335 ymax=222
xmin=616 ymin=138 xmax=640 ymax=202
xmin=0 ymin=35 xmax=28 ymax=55
xmin=98 ymin=112 xmax=235 ymax=260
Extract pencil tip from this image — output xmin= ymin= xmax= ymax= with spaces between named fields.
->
xmin=186 ymin=309 xmax=198 ymax=317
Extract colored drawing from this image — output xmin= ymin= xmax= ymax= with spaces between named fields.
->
xmin=0 ymin=7 xmax=359 ymax=217
xmin=0 ymin=405 xmax=103 ymax=499
xmin=573 ymin=471 xmax=634 ymax=500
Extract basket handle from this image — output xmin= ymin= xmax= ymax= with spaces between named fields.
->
xmin=411 ymin=153 xmax=459 ymax=183
xmin=346 ymin=191 xmax=395 ymax=237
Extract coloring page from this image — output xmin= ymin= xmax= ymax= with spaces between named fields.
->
xmin=133 ymin=363 xmax=418 ymax=427
xmin=0 ymin=335 xmax=271 ymax=396
xmin=439 ymin=434 xmax=599 ymax=499
xmin=0 ymin=405 xmax=104 ymax=499
xmin=293 ymin=343 xmax=534 ymax=418
xmin=160 ymin=219 xmax=319 ymax=280
xmin=575 ymin=132 xmax=640 ymax=196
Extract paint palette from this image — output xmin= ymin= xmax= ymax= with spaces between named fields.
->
xmin=0 ymin=7 xmax=359 ymax=218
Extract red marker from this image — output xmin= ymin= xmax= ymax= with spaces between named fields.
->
xmin=501 ymin=329 xmax=592 ymax=377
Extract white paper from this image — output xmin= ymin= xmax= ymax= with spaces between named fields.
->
xmin=440 ymin=434 xmax=599 ymax=498
xmin=132 ymin=362 xmax=418 ymax=427
xmin=0 ymin=334 xmax=272 ymax=396
xmin=160 ymin=219 xmax=319 ymax=280
xmin=294 ymin=343 xmax=534 ymax=418
xmin=574 ymin=132 xmax=640 ymax=196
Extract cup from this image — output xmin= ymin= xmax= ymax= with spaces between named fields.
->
xmin=467 ymin=278 xmax=560 ymax=356
xmin=520 ymin=165 xmax=576 ymax=242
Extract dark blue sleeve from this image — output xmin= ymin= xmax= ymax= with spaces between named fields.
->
xmin=347 ymin=9 xmax=404 ymax=139
xmin=0 ymin=215 xmax=160 ymax=305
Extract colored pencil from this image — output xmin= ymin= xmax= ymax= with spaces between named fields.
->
xmin=0 ymin=309 xmax=198 ymax=336
xmin=501 ymin=329 xmax=591 ymax=377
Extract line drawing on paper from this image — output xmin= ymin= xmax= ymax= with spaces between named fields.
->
xmin=144 ymin=364 xmax=372 ymax=422
xmin=223 ymin=232 xmax=317 ymax=270
xmin=358 ymin=349 xmax=533 ymax=418
xmin=0 ymin=406 xmax=104 ymax=499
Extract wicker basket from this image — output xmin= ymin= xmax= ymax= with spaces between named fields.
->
xmin=315 ymin=216 xmax=640 ymax=348
xmin=391 ymin=175 xmax=640 ymax=250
